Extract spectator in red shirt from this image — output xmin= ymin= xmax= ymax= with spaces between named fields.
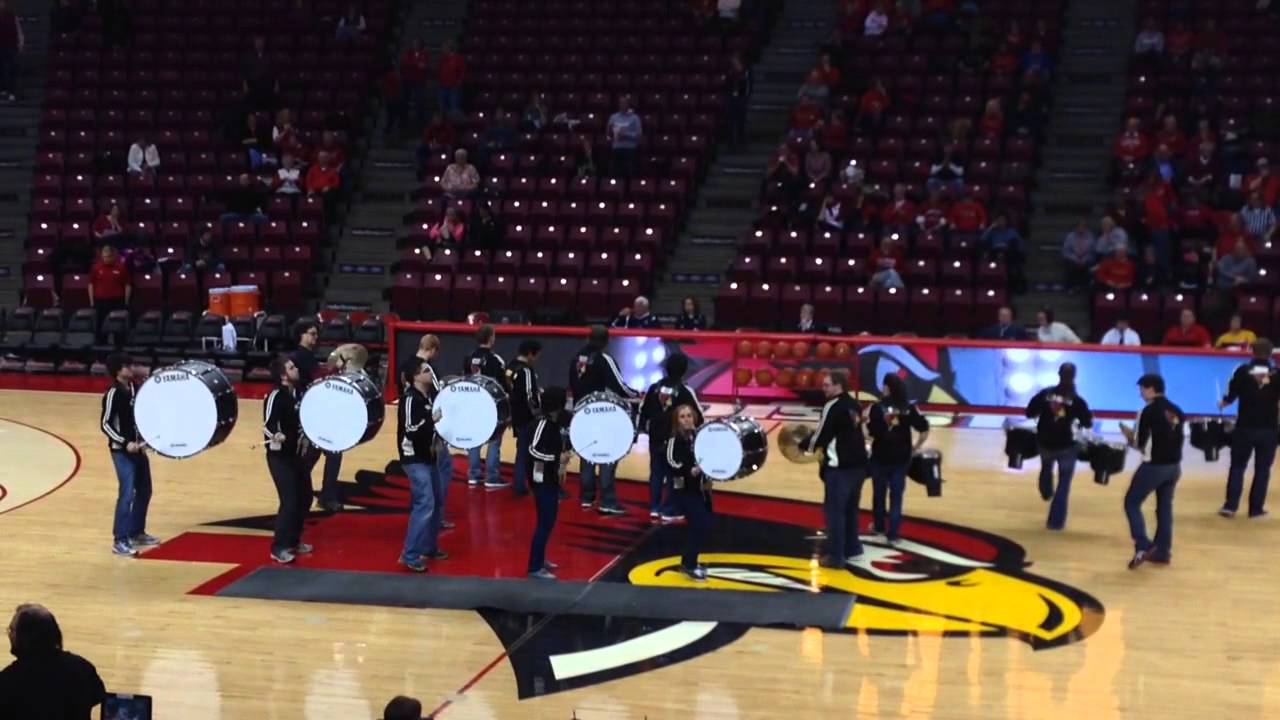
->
xmin=977 ymin=98 xmax=1003 ymax=138
xmin=400 ymin=38 xmax=430 ymax=124
xmin=1154 ymin=115 xmax=1186 ymax=157
xmin=306 ymin=151 xmax=342 ymax=221
xmin=855 ymin=77 xmax=889 ymax=132
xmin=1244 ymin=157 xmax=1280 ymax=207
xmin=948 ymin=191 xmax=989 ymax=233
xmin=92 ymin=204 xmax=125 ymax=245
xmin=815 ymin=52 xmax=842 ymax=88
xmin=1162 ymin=308 xmax=1212 ymax=347
xmin=89 ymin=244 xmax=131 ymax=326
xmin=915 ymin=188 xmax=949 ymax=233
xmin=317 ymin=130 xmax=347 ymax=171
xmin=817 ymin=109 xmax=849 ymax=152
xmin=881 ymin=183 xmax=917 ymax=232
xmin=1177 ymin=193 xmax=1215 ymax=240
xmin=437 ymin=39 xmax=466 ymax=117
xmin=1095 ymin=246 xmax=1136 ymax=290
xmin=1214 ymin=213 xmax=1253 ymax=260
xmin=1113 ymin=116 xmax=1152 ymax=163
xmin=790 ymin=96 xmax=824 ymax=137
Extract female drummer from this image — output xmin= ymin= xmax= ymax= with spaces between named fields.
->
xmin=1025 ymin=362 xmax=1094 ymax=529
xmin=666 ymin=404 xmax=712 ymax=581
xmin=263 ymin=355 xmax=312 ymax=564
xmin=867 ymin=374 xmax=930 ymax=544
xmin=527 ymin=386 xmax=569 ymax=580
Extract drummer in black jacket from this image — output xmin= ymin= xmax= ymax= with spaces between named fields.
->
xmin=805 ymin=370 xmax=868 ymax=567
xmin=1218 ymin=338 xmax=1280 ymax=518
xmin=507 ymin=339 xmax=543 ymax=497
xmin=1025 ymin=363 xmax=1094 ymax=530
xmin=464 ymin=324 xmax=509 ymax=489
xmin=569 ymin=324 xmax=640 ymax=515
xmin=1121 ymin=374 xmax=1185 ymax=569
xmin=665 ymin=403 xmax=711 ymax=581
xmin=263 ymin=355 xmax=311 ymax=565
xmin=639 ymin=353 xmax=702 ymax=522
xmin=527 ymin=386 xmax=570 ymax=579
xmin=407 ymin=334 xmax=455 ymax=525
xmin=398 ymin=357 xmax=445 ymax=573
xmin=867 ymin=374 xmax=930 ymax=543
xmin=292 ymin=321 xmax=343 ymax=513
xmin=101 ymin=352 xmax=156 ymax=557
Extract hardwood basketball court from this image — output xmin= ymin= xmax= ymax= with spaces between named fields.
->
xmin=3 ymin=386 xmax=1278 ymax=719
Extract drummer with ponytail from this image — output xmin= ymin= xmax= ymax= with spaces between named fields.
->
xmin=666 ymin=403 xmax=711 ymax=581
xmin=1025 ymin=362 xmax=1094 ymax=530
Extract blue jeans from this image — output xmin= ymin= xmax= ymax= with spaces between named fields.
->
xmin=527 ymin=479 xmax=560 ymax=573
xmin=513 ymin=423 xmax=534 ymax=495
xmin=676 ymin=490 xmax=712 ymax=569
xmin=438 ymin=86 xmax=462 ymax=115
xmin=400 ymin=461 xmax=442 ymax=563
xmin=1124 ymin=462 xmax=1180 ymax=556
xmin=468 ymin=436 xmax=502 ymax=485
xmin=1225 ymin=426 xmax=1277 ymax=515
xmin=648 ymin=435 xmax=674 ymax=514
xmin=111 ymin=450 xmax=152 ymax=543
xmin=580 ymin=460 xmax=618 ymax=508
xmin=435 ymin=439 xmax=453 ymax=505
xmin=823 ymin=466 xmax=867 ymax=560
xmin=1038 ymin=446 xmax=1078 ymax=529
xmin=870 ymin=461 xmax=909 ymax=541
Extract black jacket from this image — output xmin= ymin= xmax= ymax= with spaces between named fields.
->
xmin=397 ymin=386 xmax=437 ymax=463
xmin=674 ymin=313 xmax=706 ymax=331
xmin=290 ymin=347 xmax=319 ymax=387
xmin=1135 ymin=396 xmax=1185 ymax=465
xmin=610 ymin=313 xmax=661 ymax=329
xmin=262 ymin=384 xmax=302 ymax=456
xmin=1025 ymin=387 xmax=1094 ymax=451
xmin=528 ymin=416 xmax=566 ymax=486
xmin=977 ymin=323 xmax=1029 ymax=340
xmin=1223 ymin=360 xmax=1280 ymax=429
xmin=868 ymin=401 xmax=930 ymax=465
xmin=506 ymin=358 xmax=541 ymax=428
xmin=101 ymin=380 xmax=140 ymax=450
xmin=808 ymin=393 xmax=868 ymax=469
xmin=569 ymin=344 xmax=638 ymax=400
xmin=639 ymin=377 xmax=701 ymax=442
xmin=665 ymin=430 xmax=703 ymax=493
xmin=464 ymin=346 xmax=506 ymax=386
xmin=0 ymin=649 xmax=106 ymax=720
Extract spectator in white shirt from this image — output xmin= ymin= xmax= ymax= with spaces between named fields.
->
xmin=864 ymin=2 xmax=889 ymax=36
xmin=1035 ymin=308 xmax=1082 ymax=343
xmin=275 ymin=154 xmax=303 ymax=194
xmin=1100 ymin=317 xmax=1142 ymax=346
xmin=1095 ymin=214 xmax=1129 ymax=256
xmin=1133 ymin=18 xmax=1165 ymax=56
xmin=126 ymin=136 xmax=160 ymax=177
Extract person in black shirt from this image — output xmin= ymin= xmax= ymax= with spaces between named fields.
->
xmin=292 ymin=321 xmax=344 ymax=513
xmin=639 ymin=353 xmax=702 ymax=521
xmin=507 ymin=340 xmax=543 ymax=497
xmin=464 ymin=324 xmax=509 ymax=489
xmin=1025 ymin=363 xmax=1094 ymax=530
xmin=1218 ymin=339 xmax=1279 ymax=518
xmin=527 ymin=386 xmax=570 ymax=579
xmin=218 ymin=172 xmax=269 ymax=226
xmin=569 ymin=324 xmax=641 ymax=515
xmin=263 ymin=355 xmax=311 ymax=564
xmin=665 ymin=403 xmax=712 ymax=581
xmin=673 ymin=296 xmax=707 ymax=331
xmin=806 ymin=370 xmax=868 ymax=567
xmin=100 ymin=352 xmax=157 ymax=557
xmin=867 ymin=374 xmax=931 ymax=543
xmin=0 ymin=604 xmax=105 ymax=720
xmin=398 ymin=357 xmax=445 ymax=573
xmin=1121 ymin=374 xmax=1185 ymax=569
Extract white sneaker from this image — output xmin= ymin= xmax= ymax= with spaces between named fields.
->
xmin=271 ymin=549 xmax=296 ymax=564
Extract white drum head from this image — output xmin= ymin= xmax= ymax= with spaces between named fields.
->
xmin=135 ymin=369 xmax=217 ymax=458
xmin=435 ymin=380 xmax=499 ymax=450
xmin=300 ymin=379 xmax=371 ymax=452
xmin=694 ymin=421 xmax=745 ymax=481
xmin=569 ymin=400 xmax=634 ymax=463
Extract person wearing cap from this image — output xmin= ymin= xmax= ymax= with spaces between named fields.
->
xmin=1121 ymin=374 xmax=1185 ymax=569
xmin=1218 ymin=338 xmax=1280 ymax=518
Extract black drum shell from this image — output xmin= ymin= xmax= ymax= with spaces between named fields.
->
xmin=1005 ymin=426 xmax=1038 ymax=469
xmin=908 ymin=449 xmax=943 ymax=496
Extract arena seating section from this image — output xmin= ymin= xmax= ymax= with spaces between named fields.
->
xmin=718 ymin=0 xmax=1062 ymax=334
xmin=390 ymin=0 xmax=771 ymax=322
xmin=1099 ymin=0 xmax=1280 ymax=341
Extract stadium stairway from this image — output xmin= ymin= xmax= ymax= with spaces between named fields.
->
xmin=1018 ymin=0 xmax=1135 ymax=332
xmin=325 ymin=0 xmax=467 ymax=312
xmin=0 ymin=3 xmax=52 ymax=307
xmin=652 ymin=0 xmax=836 ymax=321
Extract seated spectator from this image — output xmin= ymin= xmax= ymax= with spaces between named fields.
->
xmin=869 ymin=237 xmax=905 ymax=289
xmin=182 ymin=228 xmax=225 ymax=274
xmin=1100 ymin=317 xmax=1142 ymax=345
xmin=383 ymin=695 xmax=423 ymax=720
xmin=1095 ymin=214 xmax=1129 ymax=256
xmin=1007 ymin=90 xmax=1044 ymax=137
xmin=815 ymin=52 xmax=842 ymax=88
xmin=1135 ymin=244 xmax=1160 ymax=289
xmin=273 ymin=108 xmax=305 ymax=159
xmin=334 ymin=3 xmax=366 ymax=41
xmin=611 ymin=295 xmax=661 ymax=329
xmin=425 ymin=207 xmax=465 ymax=254
xmin=864 ymin=1 xmax=889 ymax=35
xmin=92 ymin=204 xmax=126 ymax=245
xmin=274 ymin=154 xmax=303 ymax=194
xmin=915 ymin=188 xmax=949 ymax=233
xmin=1215 ymin=313 xmax=1258 ymax=349
xmin=976 ymin=305 xmax=1029 ymax=340
xmin=765 ymin=144 xmax=801 ymax=206
xmin=1216 ymin=238 xmax=1258 ymax=288
xmin=316 ymin=130 xmax=347 ymax=171
xmin=1095 ymin=246 xmax=1136 ymax=290
xmin=855 ymin=77 xmax=889 ymax=132
xmin=1061 ymin=219 xmax=1096 ymax=291
xmin=789 ymin=96 xmax=824 ymax=141
xmin=796 ymin=302 xmax=827 ymax=333
xmin=1215 ymin=214 xmax=1253 ymax=259
xmin=977 ymin=98 xmax=1003 ymax=137
xmin=439 ymin=148 xmax=480 ymax=199
xmin=1162 ymin=308 xmax=1212 ymax=347
xmin=219 ymin=173 xmax=269 ymax=225
xmin=1240 ymin=191 xmax=1278 ymax=243
xmin=818 ymin=109 xmax=849 ymax=151
xmin=0 ymin=604 xmax=105 ymax=718
xmin=980 ymin=213 xmax=1022 ymax=260
xmin=1133 ymin=17 xmax=1165 ymax=57
xmin=804 ymin=139 xmax=832 ymax=185
xmin=1019 ymin=39 xmax=1052 ymax=84
xmin=1174 ymin=237 xmax=1211 ymax=290
xmin=241 ymin=112 xmax=273 ymax=169
xmin=1035 ymin=308 xmax=1081 ymax=343
xmin=1183 ymin=141 xmax=1217 ymax=195
xmin=1245 ymin=158 xmax=1280 ymax=207
xmin=796 ymin=70 xmax=830 ymax=107
xmin=947 ymin=190 xmax=988 ymax=233
xmin=1154 ymin=115 xmax=1186 ymax=158
xmin=675 ymin=296 xmax=707 ymax=330
xmin=126 ymin=135 xmax=159 ymax=178
xmin=574 ymin=134 xmax=596 ymax=179
xmin=816 ymin=195 xmax=843 ymax=232
xmin=882 ymin=183 xmax=917 ymax=232
xmin=522 ymin=92 xmax=549 ymax=132
xmin=305 ymin=151 xmax=341 ymax=196
xmin=1151 ymin=144 xmax=1177 ymax=184
xmin=1112 ymin=116 xmax=1152 ymax=166
xmin=926 ymin=144 xmax=965 ymax=196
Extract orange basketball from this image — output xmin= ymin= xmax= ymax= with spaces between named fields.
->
xmin=816 ymin=341 xmax=834 ymax=359
xmin=736 ymin=339 xmax=753 ymax=358
xmin=755 ymin=340 xmax=773 ymax=358
xmin=773 ymin=342 xmax=792 ymax=359
xmin=755 ymin=368 xmax=775 ymax=387
xmin=791 ymin=341 xmax=810 ymax=358
xmin=834 ymin=342 xmax=851 ymax=360
xmin=776 ymin=368 xmax=795 ymax=388
xmin=733 ymin=367 xmax=752 ymax=386
xmin=795 ymin=369 xmax=814 ymax=389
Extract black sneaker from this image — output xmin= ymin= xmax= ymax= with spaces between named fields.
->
xmin=400 ymin=557 xmax=427 ymax=573
xmin=680 ymin=565 xmax=707 ymax=581
xmin=1146 ymin=553 xmax=1171 ymax=565
xmin=819 ymin=556 xmax=845 ymax=569
xmin=1249 ymin=509 xmax=1270 ymax=519
xmin=1127 ymin=549 xmax=1146 ymax=570
xmin=130 ymin=533 xmax=161 ymax=546
xmin=429 ymin=550 xmax=449 ymax=560
xmin=598 ymin=505 xmax=626 ymax=516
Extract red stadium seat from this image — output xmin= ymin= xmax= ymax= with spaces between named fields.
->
xmin=875 ymin=286 xmax=908 ymax=333
xmin=714 ymin=281 xmax=750 ymax=329
xmin=1092 ymin=291 xmax=1127 ymax=340
xmin=483 ymin=274 xmax=516 ymax=310
xmin=391 ymin=271 xmax=423 ymax=318
xmin=451 ymin=274 xmax=484 ymax=321
xmin=546 ymin=276 xmax=579 ymax=310
xmin=907 ymin=286 xmax=941 ymax=334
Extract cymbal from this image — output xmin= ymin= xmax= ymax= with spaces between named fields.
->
xmin=778 ymin=423 xmax=820 ymax=464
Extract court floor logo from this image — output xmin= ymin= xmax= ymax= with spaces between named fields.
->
xmin=0 ymin=418 xmax=80 ymax=515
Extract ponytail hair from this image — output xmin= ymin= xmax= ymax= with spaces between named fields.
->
xmin=1057 ymin=362 xmax=1077 ymax=397
xmin=882 ymin=373 xmax=908 ymax=405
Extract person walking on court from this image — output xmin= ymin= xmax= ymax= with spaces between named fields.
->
xmin=507 ymin=340 xmax=543 ymax=497
xmin=568 ymin=324 xmax=640 ymax=515
xmin=867 ymin=374 xmax=930 ymax=543
xmin=639 ymin=353 xmax=702 ymax=522
xmin=806 ymin=370 xmax=868 ymax=567
xmin=101 ymin=352 xmax=157 ymax=557
xmin=665 ymin=403 xmax=713 ymax=580
xmin=398 ymin=357 xmax=446 ymax=573
xmin=464 ymin=324 xmax=509 ymax=489
xmin=1121 ymin=374 xmax=1185 ymax=569
xmin=1025 ymin=363 xmax=1094 ymax=530
xmin=527 ymin=386 xmax=570 ymax=579
xmin=263 ymin=356 xmax=312 ymax=564
xmin=1218 ymin=338 xmax=1279 ymax=518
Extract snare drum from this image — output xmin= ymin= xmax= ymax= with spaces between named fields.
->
xmin=569 ymin=391 xmax=635 ymax=464
xmin=434 ymin=375 xmax=510 ymax=450
xmin=1004 ymin=421 xmax=1039 ymax=469
xmin=134 ymin=360 xmax=238 ymax=459
xmin=694 ymin=416 xmax=768 ymax=481
xmin=299 ymin=372 xmax=385 ymax=452
xmin=1189 ymin=417 xmax=1233 ymax=462
xmin=908 ymin=449 xmax=944 ymax=497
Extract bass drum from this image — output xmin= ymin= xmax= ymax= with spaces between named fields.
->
xmin=569 ymin=391 xmax=635 ymax=464
xmin=434 ymin=375 xmax=510 ymax=450
xmin=694 ymin=416 xmax=768 ymax=481
xmin=135 ymin=361 xmax=238 ymax=459
xmin=299 ymin=372 xmax=385 ymax=452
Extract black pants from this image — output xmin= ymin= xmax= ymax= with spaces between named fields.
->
xmin=527 ymin=480 xmax=560 ymax=573
xmin=267 ymin=453 xmax=309 ymax=554
xmin=676 ymin=490 xmax=713 ymax=570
